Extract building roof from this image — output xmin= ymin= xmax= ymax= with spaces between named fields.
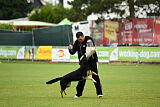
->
xmin=0 ymin=20 xmax=56 ymax=27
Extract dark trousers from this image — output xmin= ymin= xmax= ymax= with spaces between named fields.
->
xmin=76 ymin=62 xmax=103 ymax=96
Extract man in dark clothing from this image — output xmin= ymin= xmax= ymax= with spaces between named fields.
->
xmin=68 ymin=32 xmax=103 ymax=98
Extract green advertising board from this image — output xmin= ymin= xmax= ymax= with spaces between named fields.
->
xmin=0 ymin=46 xmax=24 ymax=59
xmin=70 ymin=52 xmax=79 ymax=62
xmin=118 ymin=47 xmax=139 ymax=61
xmin=138 ymin=47 xmax=160 ymax=61
xmin=95 ymin=47 xmax=110 ymax=62
xmin=0 ymin=46 xmax=160 ymax=62
xmin=69 ymin=47 xmax=110 ymax=62
xmin=118 ymin=47 xmax=160 ymax=62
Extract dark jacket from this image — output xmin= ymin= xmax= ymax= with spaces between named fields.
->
xmin=69 ymin=36 xmax=98 ymax=63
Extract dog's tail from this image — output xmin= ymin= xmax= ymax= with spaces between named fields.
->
xmin=46 ymin=77 xmax=62 ymax=84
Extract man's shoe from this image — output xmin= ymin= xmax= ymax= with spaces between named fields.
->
xmin=74 ymin=95 xmax=80 ymax=98
xmin=99 ymin=96 xmax=102 ymax=98
xmin=98 ymin=95 xmax=103 ymax=98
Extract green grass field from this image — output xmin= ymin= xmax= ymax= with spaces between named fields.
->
xmin=0 ymin=61 xmax=160 ymax=107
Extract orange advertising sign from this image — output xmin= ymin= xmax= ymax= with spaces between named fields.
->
xmin=37 ymin=46 xmax=52 ymax=59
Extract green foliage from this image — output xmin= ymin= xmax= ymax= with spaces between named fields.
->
xmin=29 ymin=3 xmax=87 ymax=24
xmin=67 ymin=7 xmax=87 ymax=22
xmin=24 ymin=26 xmax=32 ymax=31
xmin=0 ymin=23 xmax=13 ymax=30
xmin=30 ymin=3 xmax=66 ymax=23
xmin=68 ymin=0 xmax=160 ymax=21
xmin=0 ymin=0 xmax=33 ymax=20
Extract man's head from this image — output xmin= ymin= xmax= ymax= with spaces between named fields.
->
xmin=76 ymin=32 xmax=85 ymax=43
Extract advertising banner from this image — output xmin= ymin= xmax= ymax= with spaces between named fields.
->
xmin=123 ymin=18 xmax=154 ymax=45
xmin=109 ymin=47 xmax=119 ymax=61
xmin=53 ymin=47 xmax=160 ymax=62
xmin=72 ymin=21 xmax=90 ymax=42
xmin=0 ymin=46 xmax=24 ymax=59
xmin=134 ymin=18 xmax=153 ymax=45
xmin=90 ymin=21 xmax=103 ymax=45
xmin=104 ymin=21 xmax=119 ymax=40
xmin=96 ymin=47 xmax=109 ymax=62
xmin=138 ymin=47 xmax=160 ymax=61
xmin=70 ymin=53 xmax=79 ymax=62
xmin=25 ymin=46 xmax=52 ymax=60
xmin=52 ymin=48 xmax=70 ymax=62
xmin=37 ymin=46 xmax=52 ymax=59
xmin=1 ymin=46 xmax=160 ymax=62
xmin=25 ymin=46 xmax=37 ymax=59
xmin=118 ymin=47 xmax=139 ymax=61
xmin=103 ymin=20 xmax=121 ymax=45
xmin=154 ymin=18 xmax=160 ymax=45
xmin=123 ymin=20 xmax=133 ymax=44
xmin=118 ymin=47 xmax=160 ymax=61
xmin=69 ymin=47 xmax=110 ymax=63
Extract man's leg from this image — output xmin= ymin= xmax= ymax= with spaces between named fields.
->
xmin=75 ymin=79 xmax=86 ymax=97
xmin=90 ymin=62 xmax=103 ymax=96
xmin=92 ymin=74 xmax=103 ymax=96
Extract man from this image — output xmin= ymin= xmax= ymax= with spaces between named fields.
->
xmin=68 ymin=32 xmax=103 ymax=98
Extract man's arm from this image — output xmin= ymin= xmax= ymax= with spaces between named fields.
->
xmin=68 ymin=43 xmax=77 ymax=55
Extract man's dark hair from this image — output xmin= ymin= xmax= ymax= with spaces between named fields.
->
xmin=76 ymin=32 xmax=84 ymax=38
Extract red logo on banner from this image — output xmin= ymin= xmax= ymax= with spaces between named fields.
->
xmin=56 ymin=50 xmax=65 ymax=57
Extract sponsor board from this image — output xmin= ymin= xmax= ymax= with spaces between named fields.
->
xmin=37 ymin=46 xmax=52 ymax=59
xmin=25 ymin=46 xmax=52 ymax=60
xmin=1 ymin=46 xmax=160 ymax=62
xmin=96 ymin=47 xmax=109 ymax=62
xmin=0 ymin=46 xmax=24 ymax=59
xmin=123 ymin=18 xmax=154 ymax=45
xmin=118 ymin=47 xmax=139 ymax=61
xmin=52 ymin=48 xmax=70 ymax=61
xmin=118 ymin=47 xmax=160 ymax=61
xmin=70 ymin=52 xmax=79 ymax=62
xmin=154 ymin=18 xmax=160 ymax=45
xmin=69 ymin=47 xmax=110 ymax=63
xmin=25 ymin=46 xmax=37 ymax=59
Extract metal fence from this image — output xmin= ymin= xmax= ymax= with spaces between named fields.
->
xmin=0 ymin=25 xmax=73 ymax=46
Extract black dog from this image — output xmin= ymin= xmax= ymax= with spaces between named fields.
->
xmin=46 ymin=57 xmax=97 ymax=98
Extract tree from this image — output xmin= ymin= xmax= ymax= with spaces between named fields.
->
xmin=29 ymin=3 xmax=87 ymax=24
xmin=0 ymin=0 xmax=33 ymax=20
xmin=68 ymin=0 xmax=160 ymax=21
xmin=0 ymin=24 xmax=13 ymax=30
xmin=29 ymin=3 xmax=67 ymax=23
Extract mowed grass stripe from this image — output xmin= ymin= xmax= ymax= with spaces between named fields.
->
xmin=0 ymin=62 xmax=160 ymax=107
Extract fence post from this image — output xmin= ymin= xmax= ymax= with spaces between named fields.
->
xmin=137 ymin=47 xmax=140 ymax=64
xmin=32 ymin=30 xmax=35 ymax=62
xmin=152 ymin=16 xmax=156 ymax=46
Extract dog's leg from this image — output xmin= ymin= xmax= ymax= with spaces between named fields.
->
xmin=60 ymin=90 xmax=63 ymax=98
xmin=84 ymin=77 xmax=97 ymax=83
xmin=87 ymin=71 xmax=98 ymax=76
xmin=90 ymin=77 xmax=97 ymax=83
xmin=91 ymin=72 xmax=97 ymax=75
xmin=64 ymin=90 xmax=67 ymax=95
